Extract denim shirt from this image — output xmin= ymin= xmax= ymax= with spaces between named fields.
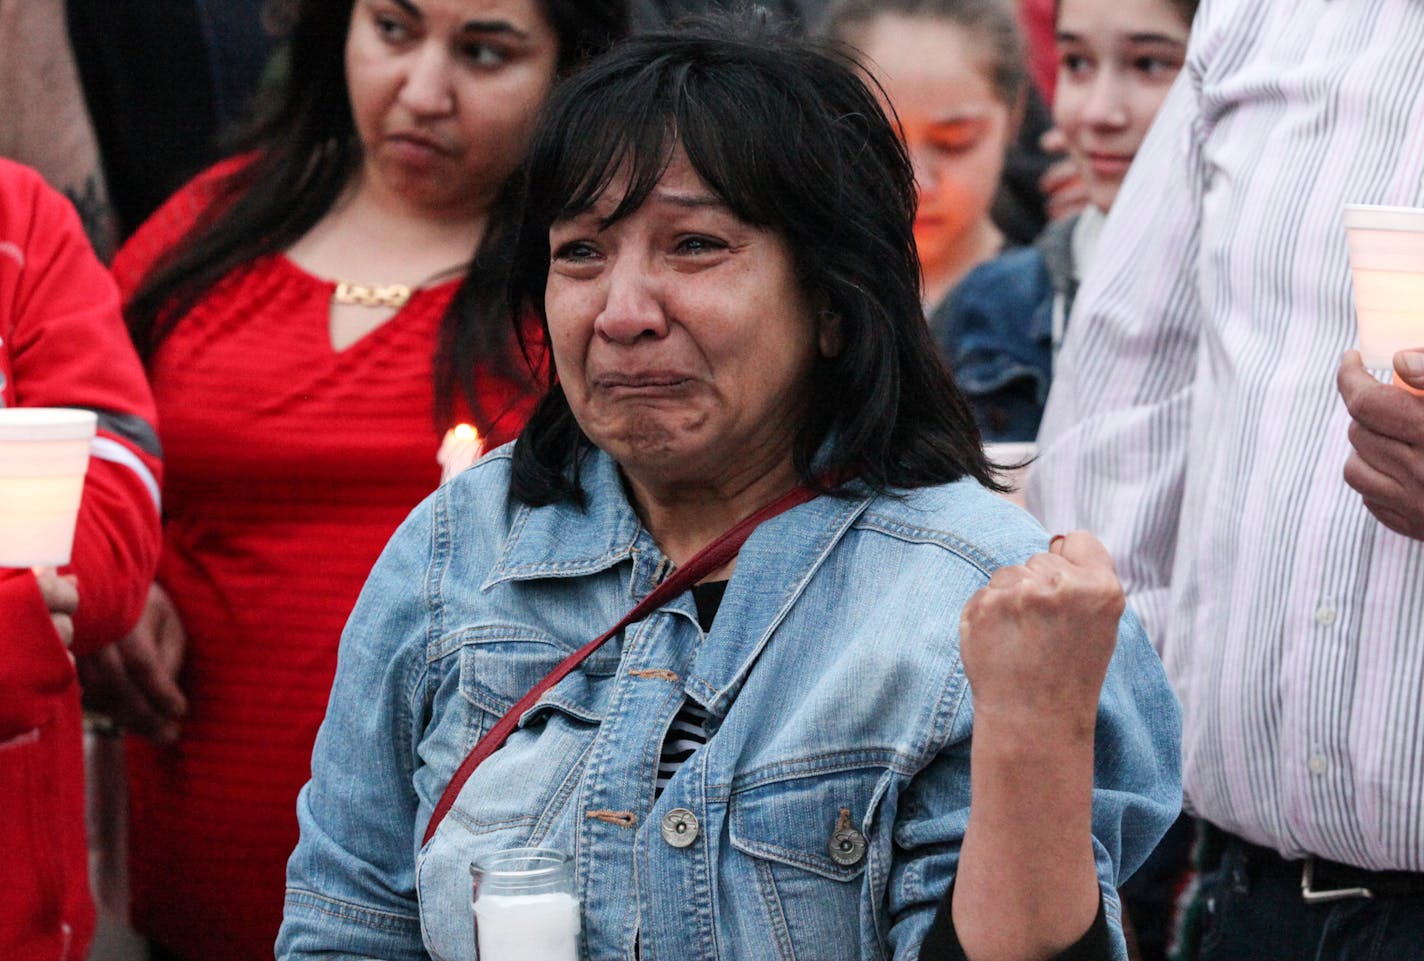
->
xmin=279 ymin=446 xmax=1181 ymax=961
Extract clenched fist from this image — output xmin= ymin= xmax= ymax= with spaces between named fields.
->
xmin=959 ymin=531 xmax=1125 ymax=736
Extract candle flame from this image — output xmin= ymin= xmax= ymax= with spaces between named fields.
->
xmin=452 ymin=422 xmax=479 ymax=443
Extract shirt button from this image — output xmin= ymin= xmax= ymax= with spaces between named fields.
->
xmin=1315 ymin=604 xmax=1336 ymax=627
xmin=1308 ymin=754 xmax=1329 ymax=775
xmin=660 ymin=808 xmax=699 ymax=848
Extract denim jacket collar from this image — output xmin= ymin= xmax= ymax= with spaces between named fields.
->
xmin=482 ymin=446 xmax=876 ymax=716
xmin=481 ymin=450 xmax=646 ymax=590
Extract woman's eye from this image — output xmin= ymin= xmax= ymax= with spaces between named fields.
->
xmin=551 ymin=240 xmax=600 ymax=263
xmin=928 ymin=133 xmax=977 ymax=155
xmin=673 ymin=235 xmax=726 ymax=255
xmin=1060 ymin=53 xmax=1093 ymax=76
xmin=463 ymin=42 xmax=509 ymax=68
xmin=374 ymin=13 xmax=409 ymax=42
xmin=1134 ymin=55 xmax=1182 ymax=79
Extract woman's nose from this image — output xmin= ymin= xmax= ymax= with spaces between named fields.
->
xmin=398 ymin=45 xmax=456 ymax=117
xmin=1082 ymin=72 xmax=1130 ymax=129
xmin=909 ymin=143 xmax=940 ymax=193
xmin=594 ymin=257 xmax=667 ymax=344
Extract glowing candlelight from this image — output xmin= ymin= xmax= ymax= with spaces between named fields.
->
xmin=1343 ymin=204 xmax=1424 ymax=373
xmin=0 ymin=408 xmax=96 ymax=567
xmin=437 ymin=423 xmax=485 ymax=484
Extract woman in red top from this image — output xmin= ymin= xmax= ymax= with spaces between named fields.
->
xmin=87 ymin=2 xmax=629 ymax=959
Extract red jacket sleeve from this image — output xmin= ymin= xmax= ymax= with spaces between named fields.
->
xmin=0 ymin=571 xmax=69 ymax=736
xmin=0 ymin=158 xmax=162 ymax=653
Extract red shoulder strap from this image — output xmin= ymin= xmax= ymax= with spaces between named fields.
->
xmin=422 ymin=482 xmax=819 ymax=845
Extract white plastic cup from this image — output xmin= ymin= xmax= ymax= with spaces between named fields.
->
xmin=1342 ymin=204 xmax=1424 ymax=370
xmin=472 ymin=848 xmax=579 ymax=961
xmin=984 ymin=441 xmax=1038 ymax=509
xmin=0 ymin=408 xmax=97 ymax=567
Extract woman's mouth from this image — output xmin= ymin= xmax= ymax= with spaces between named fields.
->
xmin=1086 ymin=152 xmax=1134 ymax=180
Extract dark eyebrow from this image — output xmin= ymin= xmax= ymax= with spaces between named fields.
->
xmin=1126 ymin=32 xmax=1188 ymax=46
xmin=384 ymin=0 xmax=531 ymax=39
xmin=463 ymin=20 xmax=531 ymax=40
xmin=1056 ymin=30 xmax=1187 ymax=47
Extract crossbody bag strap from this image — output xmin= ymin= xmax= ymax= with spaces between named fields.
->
xmin=422 ymin=482 xmax=820 ymax=845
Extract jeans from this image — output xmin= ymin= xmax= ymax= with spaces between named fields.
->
xmin=1182 ymin=825 xmax=1424 ymax=961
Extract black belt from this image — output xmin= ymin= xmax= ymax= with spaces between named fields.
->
xmin=1208 ymin=824 xmax=1424 ymax=903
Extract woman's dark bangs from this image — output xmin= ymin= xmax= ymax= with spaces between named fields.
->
xmin=545 ymin=61 xmax=682 ymax=226
xmin=674 ymin=72 xmax=780 ymax=230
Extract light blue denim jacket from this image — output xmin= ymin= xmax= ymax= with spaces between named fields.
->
xmin=279 ymin=446 xmax=1180 ymax=961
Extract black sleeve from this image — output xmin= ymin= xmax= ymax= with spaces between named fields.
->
xmin=918 ymin=881 xmax=1112 ymax=961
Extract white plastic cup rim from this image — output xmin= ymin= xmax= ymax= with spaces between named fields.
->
xmin=1343 ymin=204 xmax=1424 ymax=232
xmin=0 ymin=407 xmax=98 ymax=441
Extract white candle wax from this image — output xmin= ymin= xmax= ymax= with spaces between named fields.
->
xmin=474 ymin=891 xmax=580 ymax=961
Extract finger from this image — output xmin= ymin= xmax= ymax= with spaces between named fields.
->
xmin=1040 ymin=127 xmax=1068 ymax=154
xmin=50 ymin=614 xmax=75 ymax=649
xmin=1340 ymin=351 xmax=1424 ymax=441
xmin=118 ymin=635 xmax=189 ymax=719
xmin=35 ymin=572 xmax=80 ymax=616
xmin=1049 ymin=531 xmax=1118 ymax=573
xmin=1342 ymin=448 xmax=1407 ymax=504
xmin=1347 ymin=420 xmax=1423 ymax=486
xmin=985 ymin=564 xmax=1033 ymax=591
xmin=79 ymin=647 xmax=181 ymax=742
xmin=1394 ymin=348 xmax=1424 ymax=391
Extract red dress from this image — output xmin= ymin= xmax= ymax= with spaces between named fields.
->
xmin=112 ymin=166 xmax=539 ymax=961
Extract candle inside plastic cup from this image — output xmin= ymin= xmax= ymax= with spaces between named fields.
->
xmin=0 ymin=408 xmax=97 ymax=567
xmin=1342 ymin=204 xmax=1424 ymax=370
xmin=984 ymin=441 xmax=1037 ymax=508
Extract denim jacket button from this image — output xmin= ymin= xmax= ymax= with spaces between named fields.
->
xmin=829 ymin=825 xmax=867 ymax=866
xmin=660 ymin=808 xmax=699 ymax=848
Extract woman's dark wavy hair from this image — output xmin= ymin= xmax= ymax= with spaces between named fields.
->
xmin=508 ymin=16 xmax=998 ymax=506
xmin=124 ymin=0 xmax=629 ymax=432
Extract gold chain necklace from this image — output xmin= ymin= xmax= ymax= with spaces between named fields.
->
xmin=332 ymin=281 xmax=412 ymax=309
xmin=330 ymin=262 xmax=470 ymax=310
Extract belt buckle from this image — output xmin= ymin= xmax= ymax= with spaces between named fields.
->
xmin=1301 ymin=857 xmax=1374 ymax=904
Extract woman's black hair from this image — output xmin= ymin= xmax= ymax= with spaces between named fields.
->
xmin=508 ymin=14 xmax=999 ymax=506
xmin=124 ymin=0 xmax=629 ymax=433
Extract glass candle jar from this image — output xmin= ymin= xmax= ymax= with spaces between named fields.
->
xmin=471 ymin=847 xmax=580 ymax=961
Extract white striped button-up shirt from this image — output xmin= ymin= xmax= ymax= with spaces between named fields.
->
xmin=1030 ymin=0 xmax=1424 ymax=871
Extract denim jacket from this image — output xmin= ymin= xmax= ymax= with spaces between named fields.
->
xmin=278 ymin=446 xmax=1181 ymax=961
xmin=930 ymin=215 xmax=1080 ymax=444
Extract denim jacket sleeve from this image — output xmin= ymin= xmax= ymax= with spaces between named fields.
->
xmin=278 ymin=494 xmax=441 ymax=961
xmin=884 ymin=606 xmax=1181 ymax=961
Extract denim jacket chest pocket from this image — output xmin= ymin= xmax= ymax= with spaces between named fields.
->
xmin=449 ymin=625 xmax=621 ymax=831
xmin=721 ymin=764 xmax=894 ymax=961
xmin=457 ymin=624 xmax=622 ymax=725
